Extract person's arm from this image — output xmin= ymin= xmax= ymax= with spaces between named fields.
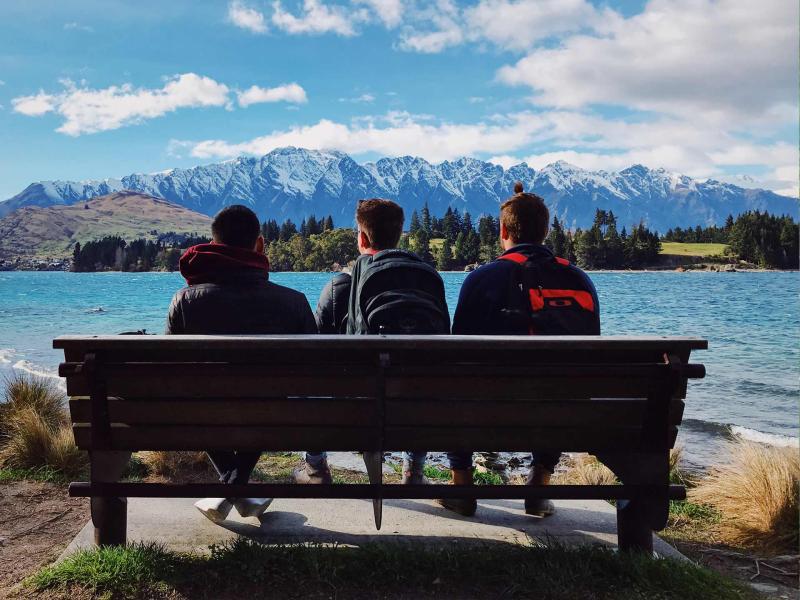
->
xmin=315 ymin=279 xmax=336 ymax=333
xmin=299 ymin=297 xmax=318 ymax=334
xmin=452 ymin=271 xmax=481 ymax=335
xmin=165 ymin=293 xmax=185 ymax=334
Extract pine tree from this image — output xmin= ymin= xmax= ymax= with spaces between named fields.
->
xmin=409 ymin=210 xmax=421 ymax=235
xmin=436 ymin=239 xmax=454 ymax=271
xmin=323 ymin=215 xmax=334 ymax=231
xmin=421 ymin=203 xmax=432 ymax=234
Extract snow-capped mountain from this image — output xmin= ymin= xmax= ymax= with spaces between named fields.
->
xmin=1 ymin=147 xmax=796 ymax=231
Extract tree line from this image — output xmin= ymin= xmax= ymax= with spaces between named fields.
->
xmin=72 ymin=233 xmax=210 ymax=272
xmin=663 ymin=211 xmax=798 ymax=268
xmin=71 ymin=207 xmax=798 ymax=273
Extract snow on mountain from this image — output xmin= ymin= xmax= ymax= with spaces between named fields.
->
xmin=1 ymin=147 xmax=796 ymax=232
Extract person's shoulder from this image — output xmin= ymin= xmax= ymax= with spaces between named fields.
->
xmin=555 ymin=259 xmax=597 ymax=290
xmin=330 ymin=272 xmax=352 ymax=286
xmin=265 ymin=280 xmax=308 ymax=302
xmin=465 ymin=259 xmax=516 ymax=283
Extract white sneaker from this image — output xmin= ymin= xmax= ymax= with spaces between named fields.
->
xmin=233 ymin=498 xmax=274 ymax=518
xmin=194 ymin=498 xmax=233 ymax=523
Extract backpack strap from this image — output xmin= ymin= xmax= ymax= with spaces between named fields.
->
xmin=499 ymin=252 xmax=570 ymax=266
xmin=498 ymin=252 xmax=528 ymax=264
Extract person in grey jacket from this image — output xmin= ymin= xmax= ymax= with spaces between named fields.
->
xmin=166 ymin=204 xmax=316 ymax=523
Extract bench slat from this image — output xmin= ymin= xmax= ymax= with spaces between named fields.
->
xmin=383 ymin=426 xmax=661 ymax=452
xmin=385 ymin=398 xmax=648 ymax=427
xmin=73 ymin=425 xmax=377 ymax=451
xmin=385 ymin=376 xmax=670 ymax=400
xmin=66 ymin=374 xmax=376 ymax=398
xmin=69 ymin=397 xmax=378 ymax=426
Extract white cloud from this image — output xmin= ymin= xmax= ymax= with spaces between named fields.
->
xmin=464 ymin=0 xmax=600 ymax=51
xmin=398 ymin=0 xmax=463 ymax=53
xmin=339 ymin=93 xmax=375 ymax=103
xmin=272 ymin=0 xmax=359 ymax=36
xmin=237 ymin=83 xmax=308 ymax=106
xmin=497 ymin=0 xmax=799 ymax=123
xmin=487 ymin=154 xmax=520 ymax=169
xmin=227 ymin=0 xmax=268 ymax=33
xmin=0 ymin=80 xmax=5 ymax=86
xmin=354 ymin=0 xmax=403 ymax=27
xmin=63 ymin=22 xmax=94 ymax=32
xmin=12 ymin=92 xmax=58 ymax=116
xmin=13 ymin=74 xmax=231 ymax=136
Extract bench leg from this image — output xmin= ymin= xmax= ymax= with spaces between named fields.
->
xmin=90 ymin=451 xmax=131 ymax=547
xmin=363 ymin=451 xmax=383 ymax=530
xmin=616 ymin=499 xmax=653 ymax=554
xmin=91 ymin=496 xmax=128 ymax=546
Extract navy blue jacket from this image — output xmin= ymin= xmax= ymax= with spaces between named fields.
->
xmin=452 ymin=244 xmax=600 ymax=335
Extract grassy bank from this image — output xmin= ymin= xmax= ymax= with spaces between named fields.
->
xmin=659 ymin=242 xmax=729 ymax=257
xmin=25 ymin=538 xmax=756 ymax=600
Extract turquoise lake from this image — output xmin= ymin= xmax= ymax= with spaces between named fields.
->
xmin=0 ymin=270 xmax=797 ymax=469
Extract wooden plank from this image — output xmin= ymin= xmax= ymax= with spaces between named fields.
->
xmin=53 ymin=334 xmax=709 ymax=353
xmin=66 ymin=372 xmax=376 ymax=398
xmin=69 ymin=482 xmax=687 ymax=501
xmin=383 ymin=426 xmax=649 ymax=452
xmin=385 ymin=398 xmax=648 ymax=427
xmin=73 ymin=424 xmax=377 ymax=451
xmin=385 ymin=376 xmax=663 ymax=400
xmin=69 ymin=397 xmax=378 ymax=426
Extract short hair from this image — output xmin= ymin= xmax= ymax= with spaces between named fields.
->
xmin=211 ymin=205 xmax=261 ymax=249
xmin=355 ymin=198 xmax=404 ymax=250
xmin=500 ymin=182 xmax=549 ymax=244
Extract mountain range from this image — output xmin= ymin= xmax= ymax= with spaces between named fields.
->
xmin=1 ymin=147 xmax=796 ymax=232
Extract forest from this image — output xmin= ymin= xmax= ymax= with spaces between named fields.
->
xmin=71 ymin=207 xmax=797 ymax=273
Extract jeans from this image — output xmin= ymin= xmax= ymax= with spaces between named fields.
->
xmin=305 ymin=451 xmax=428 ymax=473
xmin=207 ymin=451 xmax=262 ymax=485
xmin=447 ymin=451 xmax=561 ymax=473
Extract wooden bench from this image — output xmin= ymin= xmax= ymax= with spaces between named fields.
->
xmin=56 ymin=334 xmax=706 ymax=553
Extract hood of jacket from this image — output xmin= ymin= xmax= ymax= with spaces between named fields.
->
xmin=179 ymin=243 xmax=269 ymax=285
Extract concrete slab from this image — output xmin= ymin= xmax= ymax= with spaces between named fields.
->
xmin=61 ymin=496 xmax=684 ymax=561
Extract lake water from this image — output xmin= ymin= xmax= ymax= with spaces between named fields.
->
xmin=0 ymin=270 xmax=797 ymax=470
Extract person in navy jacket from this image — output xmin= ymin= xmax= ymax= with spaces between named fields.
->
xmin=439 ymin=182 xmax=600 ymax=518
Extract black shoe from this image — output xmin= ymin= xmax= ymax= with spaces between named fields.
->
xmin=436 ymin=497 xmax=477 ymax=517
xmin=525 ymin=498 xmax=555 ymax=517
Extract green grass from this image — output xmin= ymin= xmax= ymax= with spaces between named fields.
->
xmin=659 ymin=242 xmax=729 ymax=257
xmin=26 ymin=537 xmax=757 ymax=599
xmin=0 ymin=465 xmax=71 ymax=484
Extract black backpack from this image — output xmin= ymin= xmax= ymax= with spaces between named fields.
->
xmin=354 ymin=250 xmax=450 ymax=335
xmin=499 ymin=252 xmax=599 ymax=335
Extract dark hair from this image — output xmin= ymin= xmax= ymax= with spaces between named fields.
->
xmin=355 ymin=198 xmax=404 ymax=250
xmin=500 ymin=182 xmax=549 ymax=244
xmin=211 ymin=205 xmax=261 ymax=249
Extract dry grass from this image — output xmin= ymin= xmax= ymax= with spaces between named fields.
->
xmin=0 ymin=374 xmax=87 ymax=477
xmin=552 ymin=454 xmax=619 ymax=486
xmin=689 ymin=439 xmax=800 ymax=554
xmin=137 ymin=451 xmax=215 ymax=480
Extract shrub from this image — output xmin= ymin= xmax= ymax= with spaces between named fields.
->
xmin=0 ymin=374 xmax=87 ymax=477
xmin=138 ymin=451 xmax=214 ymax=480
xmin=0 ymin=373 xmax=65 ymax=436
xmin=690 ymin=439 xmax=800 ymax=554
xmin=553 ymin=454 xmax=619 ymax=486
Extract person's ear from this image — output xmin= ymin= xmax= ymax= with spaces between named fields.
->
xmin=254 ymin=235 xmax=265 ymax=254
xmin=500 ymin=221 xmax=510 ymax=241
xmin=358 ymin=230 xmax=372 ymax=251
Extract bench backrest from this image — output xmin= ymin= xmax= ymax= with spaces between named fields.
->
xmin=56 ymin=335 xmax=706 ymax=454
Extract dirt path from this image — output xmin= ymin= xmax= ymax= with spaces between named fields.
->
xmin=0 ymin=481 xmax=88 ymax=597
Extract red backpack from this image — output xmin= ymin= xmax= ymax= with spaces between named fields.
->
xmin=498 ymin=252 xmax=599 ymax=335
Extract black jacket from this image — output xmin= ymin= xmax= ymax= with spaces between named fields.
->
xmin=315 ymin=272 xmax=352 ymax=334
xmin=165 ymin=244 xmax=316 ymax=335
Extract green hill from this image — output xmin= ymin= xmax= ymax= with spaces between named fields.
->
xmin=0 ymin=191 xmax=211 ymax=261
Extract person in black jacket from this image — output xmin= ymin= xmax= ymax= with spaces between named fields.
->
xmin=166 ymin=205 xmax=316 ymax=523
xmin=296 ymin=199 xmax=447 ymax=485
xmin=439 ymin=183 xmax=600 ymax=518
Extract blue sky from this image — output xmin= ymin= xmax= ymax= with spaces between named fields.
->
xmin=0 ymin=0 xmax=797 ymax=200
